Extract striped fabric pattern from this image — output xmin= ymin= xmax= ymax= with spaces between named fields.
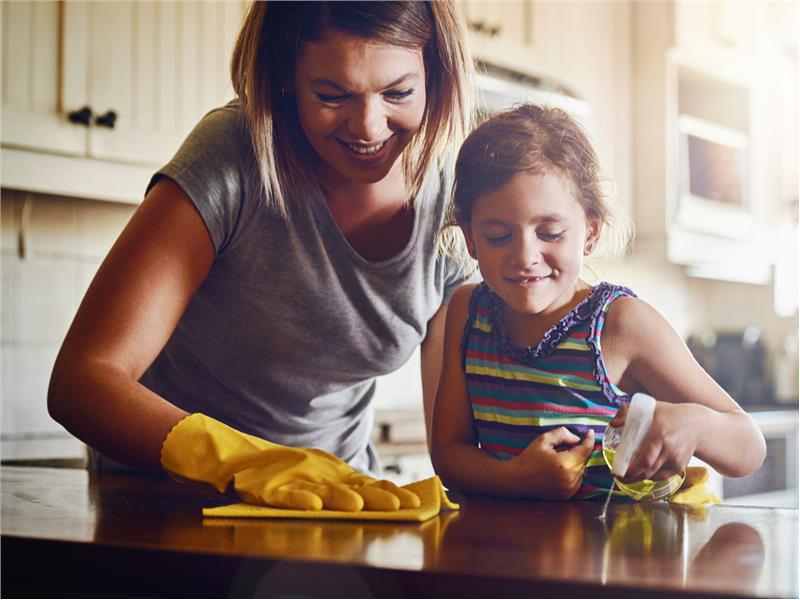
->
xmin=462 ymin=282 xmax=635 ymax=499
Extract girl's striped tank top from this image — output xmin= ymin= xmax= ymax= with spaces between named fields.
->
xmin=461 ymin=281 xmax=636 ymax=499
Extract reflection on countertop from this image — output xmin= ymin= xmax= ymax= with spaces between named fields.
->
xmin=2 ymin=467 xmax=796 ymax=598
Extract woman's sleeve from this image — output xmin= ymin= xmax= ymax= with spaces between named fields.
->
xmin=441 ymin=257 xmax=480 ymax=305
xmin=145 ymin=102 xmax=260 ymax=255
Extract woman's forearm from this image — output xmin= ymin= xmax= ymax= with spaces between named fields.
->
xmin=48 ymin=359 xmax=188 ymax=471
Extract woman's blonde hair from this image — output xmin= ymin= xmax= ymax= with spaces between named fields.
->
xmin=231 ymin=1 xmax=475 ymax=220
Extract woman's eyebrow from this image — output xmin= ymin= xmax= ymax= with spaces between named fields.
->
xmin=309 ymin=72 xmax=420 ymax=92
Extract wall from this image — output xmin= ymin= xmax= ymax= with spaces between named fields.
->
xmin=2 ymin=0 xmax=797 ymax=460
xmin=1 ymin=188 xmax=135 ymax=457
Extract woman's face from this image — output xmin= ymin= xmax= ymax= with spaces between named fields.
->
xmin=293 ymin=30 xmax=427 ymax=186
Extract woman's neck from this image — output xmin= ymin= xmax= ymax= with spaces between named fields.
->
xmin=321 ymin=166 xmax=415 ymax=262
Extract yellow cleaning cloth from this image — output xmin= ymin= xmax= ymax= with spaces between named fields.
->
xmin=668 ymin=466 xmax=721 ymax=506
xmin=203 ymin=476 xmax=459 ymax=522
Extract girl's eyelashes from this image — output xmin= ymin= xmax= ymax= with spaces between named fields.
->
xmin=538 ymin=230 xmax=565 ymax=242
xmin=483 ymin=231 xmax=564 ymax=246
xmin=485 ymin=234 xmax=512 ymax=246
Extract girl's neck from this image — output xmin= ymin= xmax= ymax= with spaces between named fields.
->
xmin=503 ymin=281 xmax=592 ymax=349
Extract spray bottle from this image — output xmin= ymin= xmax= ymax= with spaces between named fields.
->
xmin=602 ymin=393 xmax=685 ymax=502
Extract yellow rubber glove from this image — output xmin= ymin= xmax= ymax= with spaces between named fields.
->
xmin=668 ymin=466 xmax=721 ymax=506
xmin=161 ymin=413 xmax=421 ymax=512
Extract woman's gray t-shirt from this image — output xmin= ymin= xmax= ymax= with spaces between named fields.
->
xmin=139 ymin=101 xmax=468 ymax=473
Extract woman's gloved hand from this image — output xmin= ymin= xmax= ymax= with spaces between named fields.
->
xmin=160 ymin=413 xmax=421 ymax=512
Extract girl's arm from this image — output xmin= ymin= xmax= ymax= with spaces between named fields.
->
xmin=603 ymin=297 xmax=766 ymax=481
xmin=48 ymin=178 xmax=214 ymax=470
xmin=430 ymin=284 xmax=595 ymax=500
xmin=420 ymin=304 xmax=447 ymax=451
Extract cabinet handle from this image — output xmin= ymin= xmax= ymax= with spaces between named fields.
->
xmin=468 ymin=20 xmax=502 ymax=38
xmin=95 ymin=110 xmax=118 ymax=129
xmin=67 ymin=106 xmax=93 ymax=126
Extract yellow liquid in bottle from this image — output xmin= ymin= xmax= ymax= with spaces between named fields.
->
xmin=603 ymin=448 xmax=684 ymax=502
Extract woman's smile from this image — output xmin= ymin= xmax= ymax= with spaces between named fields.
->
xmin=336 ymin=135 xmax=394 ymax=164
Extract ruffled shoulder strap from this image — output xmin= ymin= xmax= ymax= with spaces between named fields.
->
xmin=585 ymin=283 xmax=637 ymax=405
xmin=460 ymin=282 xmax=492 ymax=369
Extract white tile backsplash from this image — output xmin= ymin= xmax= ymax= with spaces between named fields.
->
xmin=15 ymin=255 xmax=77 ymax=345
xmin=76 ymin=198 xmax=134 ymax=259
xmin=1 ymin=189 xmax=134 ymax=445
xmin=26 ymin=193 xmax=77 ymax=256
xmin=76 ymin=260 xmax=102 ymax=303
xmin=1 ymin=191 xmax=18 ymax=252
xmin=1 ymin=253 xmax=20 ymax=341
xmin=1 ymin=343 xmax=61 ymax=435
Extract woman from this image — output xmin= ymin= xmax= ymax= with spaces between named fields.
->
xmin=48 ymin=1 xmax=474 ymax=510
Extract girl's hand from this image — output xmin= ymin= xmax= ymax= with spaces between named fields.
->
xmin=614 ymin=401 xmax=701 ymax=483
xmin=512 ymin=427 xmax=595 ymax=500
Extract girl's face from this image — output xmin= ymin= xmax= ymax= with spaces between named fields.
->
xmin=294 ymin=30 xmax=427 ymax=187
xmin=462 ymin=171 xmax=602 ymax=318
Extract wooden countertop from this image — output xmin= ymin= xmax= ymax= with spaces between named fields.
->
xmin=2 ymin=466 xmax=796 ymax=598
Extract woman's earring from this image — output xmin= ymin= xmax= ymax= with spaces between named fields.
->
xmin=584 ymin=243 xmax=593 ymax=255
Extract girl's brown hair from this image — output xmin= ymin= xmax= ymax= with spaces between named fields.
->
xmin=231 ymin=1 xmax=474 ymax=220
xmin=450 ymin=104 xmax=610 ymax=228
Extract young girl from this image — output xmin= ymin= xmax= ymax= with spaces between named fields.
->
xmin=431 ymin=105 xmax=766 ymax=501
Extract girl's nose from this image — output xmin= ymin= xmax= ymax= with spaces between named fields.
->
xmin=347 ymin=97 xmax=386 ymax=142
xmin=509 ymin=235 xmax=541 ymax=268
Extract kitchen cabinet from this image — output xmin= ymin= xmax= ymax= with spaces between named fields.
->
xmin=2 ymin=2 xmax=83 ymax=156
xmin=1 ymin=0 xmax=246 ymax=203
xmin=460 ymin=1 xmax=537 ymax=75
xmin=372 ymin=407 xmax=433 ymax=485
xmin=461 ymin=1 xmax=632 ymax=218
xmin=674 ymin=0 xmax=751 ymax=58
xmin=461 ymin=1 xmax=626 ymax=96
xmin=632 ymin=0 xmax=797 ymax=284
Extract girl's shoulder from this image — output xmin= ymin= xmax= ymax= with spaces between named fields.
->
xmin=591 ymin=281 xmax=637 ymax=306
xmin=444 ymin=282 xmax=482 ymax=338
xmin=448 ymin=282 xmax=481 ymax=318
xmin=602 ymin=291 xmax=673 ymax=353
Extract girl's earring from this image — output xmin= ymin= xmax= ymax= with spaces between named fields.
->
xmin=584 ymin=243 xmax=593 ymax=256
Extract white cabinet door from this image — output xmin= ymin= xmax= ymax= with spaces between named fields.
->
xmin=674 ymin=0 xmax=752 ymax=58
xmin=70 ymin=0 xmax=246 ymax=167
xmin=3 ymin=1 xmax=246 ymax=169
xmin=462 ymin=0 xmax=539 ymax=75
xmin=462 ymin=0 xmax=532 ymax=48
xmin=1 ymin=1 xmax=86 ymax=155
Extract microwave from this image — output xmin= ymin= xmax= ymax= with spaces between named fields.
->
xmin=674 ymin=114 xmax=752 ymax=239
